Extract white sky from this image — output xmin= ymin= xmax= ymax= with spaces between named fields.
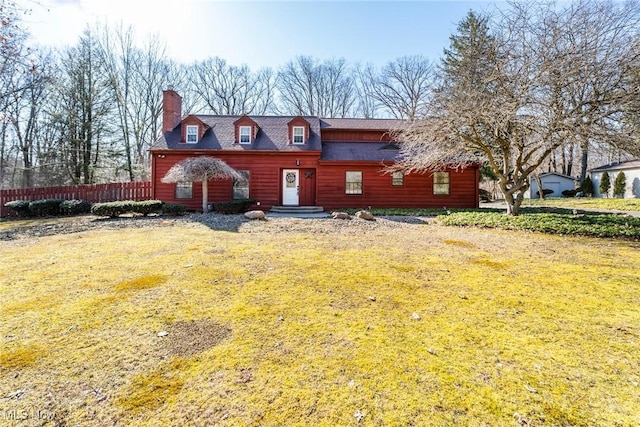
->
xmin=21 ymin=0 xmax=500 ymax=69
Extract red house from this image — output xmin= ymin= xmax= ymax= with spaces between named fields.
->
xmin=151 ymin=90 xmax=480 ymax=211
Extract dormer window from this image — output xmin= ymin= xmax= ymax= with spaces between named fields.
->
xmin=186 ymin=125 xmax=198 ymax=143
xmin=287 ymin=117 xmax=310 ymax=145
xmin=239 ymin=126 xmax=252 ymax=144
xmin=292 ymin=126 xmax=305 ymax=144
xmin=233 ymin=116 xmax=259 ymax=145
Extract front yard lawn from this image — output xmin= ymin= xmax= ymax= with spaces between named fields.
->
xmin=522 ymin=197 xmax=640 ymax=212
xmin=1 ymin=218 xmax=639 ymax=425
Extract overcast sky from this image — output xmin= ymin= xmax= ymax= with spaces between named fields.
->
xmin=22 ymin=0 xmax=502 ymax=69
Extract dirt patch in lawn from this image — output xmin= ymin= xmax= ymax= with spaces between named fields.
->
xmin=161 ymin=319 xmax=231 ymax=357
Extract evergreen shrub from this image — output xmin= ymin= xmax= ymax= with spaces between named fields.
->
xmin=4 ymin=200 xmax=31 ymax=217
xmin=214 ymin=199 xmax=256 ymax=214
xmin=60 ymin=200 xmax=92 ymax=215
xmin=28 ymin=199 xmax=65 ymax=216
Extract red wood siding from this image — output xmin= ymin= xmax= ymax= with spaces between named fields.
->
xmin=316 ymin=162 xmax=479 ymax=210
xmin=321 ymin=129 xmax=393 ymax=142
xmin=152 ymin=151 xmax=320 ymax=211
xmin=151 ymin=150 xmax=479 ymax=212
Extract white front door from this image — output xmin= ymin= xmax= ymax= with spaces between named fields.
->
xmin=282 ymin=169 xmax=299 ymax=205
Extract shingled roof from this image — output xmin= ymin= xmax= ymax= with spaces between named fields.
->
xmin=152 ymin=115 xmax=322 ymax=151
xmin=320 ymin=142 xmax=402 ymax=162
xmin=589 ymin=159 xmax=640 ymax=172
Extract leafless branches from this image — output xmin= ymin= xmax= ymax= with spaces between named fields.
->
xmin=397 ymin=2 xmax=640 ymax=214
xmin=188 ymin=57 xmax=275 ymax=115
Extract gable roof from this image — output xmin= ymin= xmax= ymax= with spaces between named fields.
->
xmin=152 ymin=115 xmax=322 ymax=151
xmin=589 ymin=159 xmax=640 ymax=172
xmin=536 ymin=172 xmax=578 ymax=181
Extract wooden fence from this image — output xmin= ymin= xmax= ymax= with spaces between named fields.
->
xmin=0 ymin=181 xmax=152 ymax=217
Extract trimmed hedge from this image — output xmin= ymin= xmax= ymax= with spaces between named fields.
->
xmin=161 ymin=203 xmax=187 ymax=216
xmin=60 ymin=199 xmax=92 ymax=215
xmin=28 ymin=199 xmax=65 ymax=216
xmin=91 ymin=200 xmax=163 ymax=218
xmin=4 ymin=200 xmax=31 ymax=217
xmin=214 ymin=199 xmax=255 ymax=214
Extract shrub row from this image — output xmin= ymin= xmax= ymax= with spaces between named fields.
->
xmin=61 ymin=199 xmax=92 ymax=215
xmin=436 ymin=211 xmax=640 ymax=240
xmin=4 ymin=198 xmax=187 ymax=218
xmin=4 ymin=199 xmax=92 ymax=217
xmin=91 ymin=200 xmax=163 ymax=218
xmin=214 ymin=199 xmax=255 ymax=214
xmin=161 ymin=203 xmax=187 ymax=216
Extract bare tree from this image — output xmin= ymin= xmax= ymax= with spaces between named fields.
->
xmin=395 ymin=3 xmax=640 ymax=215
xmin=368 ymin=55 xmax=434 ymax=121
xmin=276 ymin=55 xmax=356 ymax=117
xmin=188 ymin=57 xmax=275 ymax=115
xmin=162 ymin=156 xmax=240 ymax=212
xmin=0 ymin=0 xmax=49 ymax=187
xmin=0 ymin=0 xmax=38 ymax=104
xmin=97 ymin=24 xmax=174 ymax=180
xmin=50 ymin=28 xmax=113 ymax=184
xmin=6 ymin=50 xmax=53 ymax=187
xmin=556 ymin=0 xmax=640 ymax=181
xmin=353 ymin=63 xmax=380 ymax=118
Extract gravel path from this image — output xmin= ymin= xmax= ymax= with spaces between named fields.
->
xmin=0 ymin=213 xmax=432 ymax=241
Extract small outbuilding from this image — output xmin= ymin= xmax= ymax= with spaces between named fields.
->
xmin=589 ymin=159 xmax=640 ymax=198
xmin=528 ymin=172 xmax=578 ymax=198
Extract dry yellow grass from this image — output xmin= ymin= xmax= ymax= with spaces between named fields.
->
xmin=1 ymin=219 xmax=639 ymax=426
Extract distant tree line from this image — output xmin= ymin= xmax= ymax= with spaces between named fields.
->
xmin=1 ymin=0 xmax=639 ymax=191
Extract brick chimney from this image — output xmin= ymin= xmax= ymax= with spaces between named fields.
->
xmin=162 ymin=89 xmax=182 ymax=133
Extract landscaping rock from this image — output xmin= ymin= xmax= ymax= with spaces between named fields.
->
xmin=244 ymin=210 xmax=266 ymax=220
xmin=331 ymin=212 xmax=351 ymax=220
xmin=355 ymin=210 xmax=374 ymax=221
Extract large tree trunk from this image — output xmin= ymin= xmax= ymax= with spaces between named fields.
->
xmin=503 ymin=191 xmax=522 ymax=215
xmin=579 ymin=138 xmax=589 ymax=182
xmin=533 ymin=174 xmax=544 ymax=199
xmin=201 ymin=179 xmax=208 ymax=213
xmin=499 ymin=179 xmax=525 ymax=216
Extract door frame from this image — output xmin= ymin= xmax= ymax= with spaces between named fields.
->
xmin=282 ymin=169 xmax=300 ymax=206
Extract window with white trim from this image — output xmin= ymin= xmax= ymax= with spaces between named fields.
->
xmin=292 ymin=126 xmax=305 ymax=144
xmin=433 ymin=171 xmax=450 ymax=195
xmin=175 ymin=182 xmax=193 ymax=199
xmin=233 ymin=170 xmax=250 ymax=199
xmin=392 ymin=171 xmax=404 ymax=186
xmin=186 ymin=125 xmax=198 ymax=143
xmin=345 ymin=171 xmax=363 ymax=195
xmin=239 ymin=126 xmax=252 ymax=144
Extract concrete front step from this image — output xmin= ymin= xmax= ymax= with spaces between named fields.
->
xmin=269 ymin=206 xmax=329 ymax=218
xmin=270 ymin=206 xmax=324 ymax=214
